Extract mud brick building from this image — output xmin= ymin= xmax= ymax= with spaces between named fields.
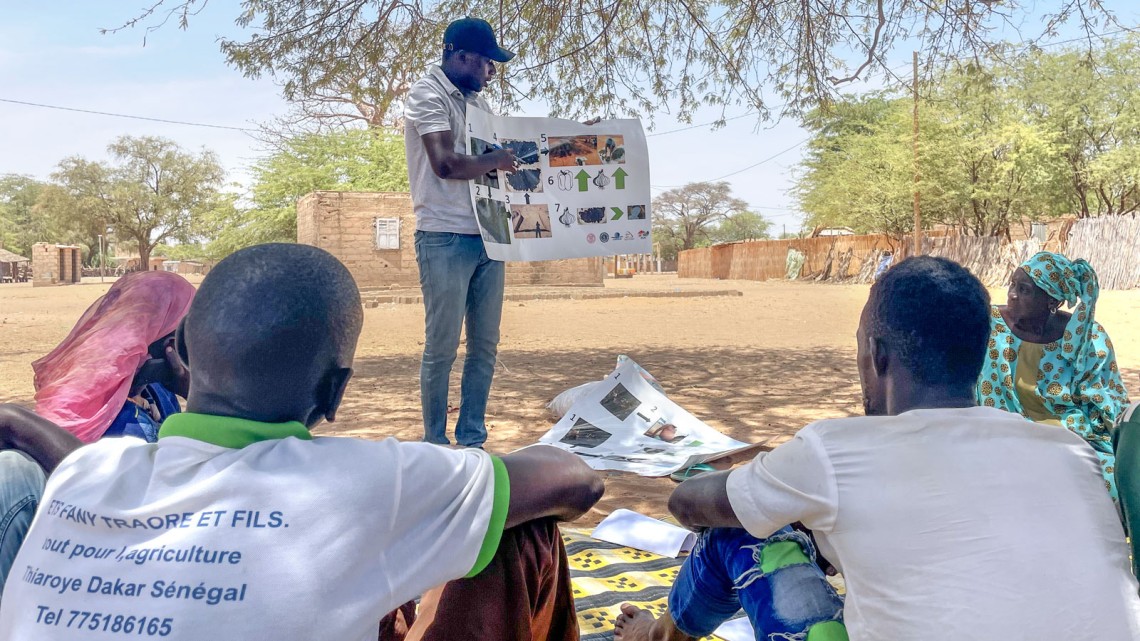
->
xmin=297 ymin=191 xmax=605 ymax=289
xmin=31 ymin=243 xmax=82 ymax=287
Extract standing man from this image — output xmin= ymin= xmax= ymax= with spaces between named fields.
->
xmin=404 ymin=18 xmax=517 ymax=448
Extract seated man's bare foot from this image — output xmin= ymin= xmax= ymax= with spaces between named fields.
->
xmin=614 ymin=603 xmax=658 ymax=641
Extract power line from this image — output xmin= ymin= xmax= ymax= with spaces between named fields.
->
xmin=643 ymin=31 xmax=1135 ymax=189
xmin=664 ymin=65 xmax=918 ymax=185
xmin=705 ymin=138 xmax=809 ymax=181
xmin=883 ymin=27 xmax=1137 ymax=80
xmin=647 ymin=110 xmax=760 ymax=137
xmin=0 ymin=97 xmax=257 ymax=132
xmin=651 ymin=137 xmax=810 ymax=188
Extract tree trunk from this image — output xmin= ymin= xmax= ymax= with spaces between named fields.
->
xmin=137 ymin=238 xmax=151 ymax=272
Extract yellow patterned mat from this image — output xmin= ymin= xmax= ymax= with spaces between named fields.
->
xmin=563 ymin=527 xmax=735 ymax=641
xmin=563 ymin=526 xmax=845 ymax=640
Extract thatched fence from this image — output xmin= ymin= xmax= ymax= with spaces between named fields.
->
xmin=1065 ymin=215 xmax=1140 ymax=290
xmin=678 ymin=215 xmax=1140 ymax=289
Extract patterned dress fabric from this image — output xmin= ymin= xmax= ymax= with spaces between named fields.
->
xmin=977 ymin=252 xmax=1130 ymax=500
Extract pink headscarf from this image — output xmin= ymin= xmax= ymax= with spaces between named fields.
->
xmin=33 ymin=271 xmax=196 ymax=442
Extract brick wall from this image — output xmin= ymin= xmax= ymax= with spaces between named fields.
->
xmin=31 ymin=243 xmax=81 ymax=287
xmin=297 ymin=191 xmax=605 ymax=288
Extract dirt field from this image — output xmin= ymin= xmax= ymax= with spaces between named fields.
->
xmin=2 ymin=274 xmax=1138 ymax=525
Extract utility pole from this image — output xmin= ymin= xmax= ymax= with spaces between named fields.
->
xmin=912 ymin=50 xmax=922 ymax=256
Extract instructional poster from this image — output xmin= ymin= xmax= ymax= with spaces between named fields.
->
xmin=538 ymin=359 xmax=752 ymax=477
xmin=466 ymin=107 xmax=651 ymax=262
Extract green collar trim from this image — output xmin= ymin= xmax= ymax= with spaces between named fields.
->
xmin=159 ymin=413 xmax=312 ymax=449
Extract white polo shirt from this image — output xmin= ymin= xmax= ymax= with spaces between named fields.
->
xmin=727 ymin=406 xmax=1140 ymax=640
xmin=0 ymin=413 xmax=508 ymax=640
xmin=404 ymin=65 xmax=492 ymax=234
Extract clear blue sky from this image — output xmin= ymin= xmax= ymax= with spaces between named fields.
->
xmin=1 ymin=2 xmax=1134 ymax=234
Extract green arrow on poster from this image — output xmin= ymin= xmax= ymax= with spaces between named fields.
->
xmin=612 ymin=168 xmax=628 ymax=189
xmin=611 ymin=207 xmax=624 ymax=220
xmin=575 ymin=170 xmax=590 ymax=192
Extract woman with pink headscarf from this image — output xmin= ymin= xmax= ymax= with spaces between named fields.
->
xmin=32 ymin=271 xmax=196 ymax=443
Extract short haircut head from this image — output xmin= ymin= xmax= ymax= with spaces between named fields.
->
xmin=182 ymin=243 xmax=363 ymax=422
xmin=865 ymin=256 xmax=990 ymax=387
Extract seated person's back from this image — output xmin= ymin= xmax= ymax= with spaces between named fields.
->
xmin=33 ymin=270 xmax=195 ymax=443
xmin=0 ymin=243 xmax=602 ymax=640
xmin=747 ymin=406 xmax=1136 ymax=637
xmin=673 ymin=256 xmax=1139 ymax=640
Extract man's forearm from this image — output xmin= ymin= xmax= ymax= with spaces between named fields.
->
xmin=501 ymin=446 xmax=606 ymax=529
xmin=0 ymin=404 xmax=82 ymax=473
xmin=436 ymin=152 xmax=504 ymax=180
xmin=668 ymin=471 xmax=744 ymax=531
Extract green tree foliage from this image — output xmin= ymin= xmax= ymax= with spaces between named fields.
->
xmin=0 ymin=175 xmax=48 ymax=256
xmin=39 ymin=136 xmax=227 ymax=267
xmin=797 ymin=37 xmax=1140 ymax=238
xmin=203 ymin=128 xmax=409 ymax=257
xmin=652 ymin=181 xmax=765 ymax=259
xmin=709 ymin=211 xmax=773 ymax=244
xmin=1016 ymin=39 xmax=1140 ymax=216
xmin=31 ymin=183 xmax=112 ymax=262
xmin=797 ymin=96 xmax=917 ymax=239
xmin=153 ymin=242 xmax=210 ymax=260
xmin=108 ymin=1 xmax=1121 ymax=128
xmin=922 ymin=66 xmax=1068 ymax=237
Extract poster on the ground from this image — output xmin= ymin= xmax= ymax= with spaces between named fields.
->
xmin=538 ymin=359 xmax=752 ymax=477
xmin=466 ymin=107 xmax=651 ymax=261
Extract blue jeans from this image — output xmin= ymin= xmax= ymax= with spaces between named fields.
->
xmin=669 ymin=527 xmax=847 ymax=641
xmin=0 ymin=451 xmax=46 ymax=593
xmin=415 ymin=231 xmax=504 ymax=447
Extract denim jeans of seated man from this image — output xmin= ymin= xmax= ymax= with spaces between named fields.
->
xmin=668 ymin=526 xmax=848 ymax=641
xmin=415 ymin=231 xmax=504 ymax=448
xmin=0 ymin=451 xmax=46 ymax=594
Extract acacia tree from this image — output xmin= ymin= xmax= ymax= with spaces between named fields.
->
xmin=42 ymin=136 xmax=226 ymax=268
xmin=797 ymin=97 xmax=917 ymax=240
xmin=202 ymin=128 xmax=409 ymax=257
xmin=0 ymin=175 xmax=48 ymax=256
xmin=797 ymin=38 xmax=1140 ymax=238
xmin=653 ymin=182 xmax=753 ymax=257
xmin=710 ymin=211 xmax=773 ymax=243
xmin=108 ymin=1 xmax=1124 ymax=129
xmin=1015 ymin=40 xmax=1140 ymax=216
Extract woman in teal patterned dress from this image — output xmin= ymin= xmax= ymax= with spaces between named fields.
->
xmin=976 ymin=252 xmax=1130 ymax=501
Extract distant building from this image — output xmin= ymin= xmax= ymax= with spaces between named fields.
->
xmin=814 ymin=227 xmax=856 ymax=237
xmin=31 ymin=243 xmax=82 ymax=286
xmin=296 ymin=191 xmax=605 ymax=289
xmin=161 ymin=260 xmax=210 ymax=275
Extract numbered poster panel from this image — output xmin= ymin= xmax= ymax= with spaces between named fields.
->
xmin=537 ymin=358 xmax=749 ymax=477
xmin=466 ymin=108 xmax=652 ymax=262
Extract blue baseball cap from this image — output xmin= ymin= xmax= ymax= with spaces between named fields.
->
xmin=443 ymin=17 xmax=515 ymax=63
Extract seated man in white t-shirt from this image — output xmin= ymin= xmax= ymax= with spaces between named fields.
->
xmin=616 ymin=256 xmax=1140 ymax=641
xmin=0 ymin=243 xmax=605 ymax=641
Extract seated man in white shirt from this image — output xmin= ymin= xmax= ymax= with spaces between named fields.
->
xmin=0 ymin=243 xmax=605 ymax=641
xmin=616 ymin=256 xmax=1140 ymax=641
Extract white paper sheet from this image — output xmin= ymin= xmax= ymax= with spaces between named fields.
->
xmin=713 ymin=616 xmax=756 ymax=641
xmin=591 ymin=509 xmax=697 ymax=558
xmin=538 ymin=359 xmax=750 ymax=477
xmin=465 ymin=108 xmax=651 ymax=261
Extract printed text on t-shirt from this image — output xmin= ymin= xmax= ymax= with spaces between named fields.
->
xmin=44 ymin=500 xmax=289 ymax=530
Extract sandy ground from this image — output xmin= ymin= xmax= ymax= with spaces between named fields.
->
xmin=2 ymin=274 xmax=1138 ymax=526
